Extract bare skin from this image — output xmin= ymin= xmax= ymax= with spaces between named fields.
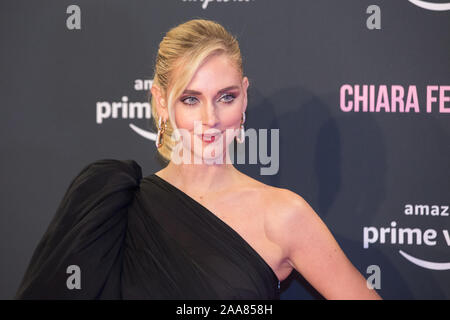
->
xmin=151 ymin=52 xmax=382 ymax=300
xmin=154 ymin=168 xmax=294 ymax=282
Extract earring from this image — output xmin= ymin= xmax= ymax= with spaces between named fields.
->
xmin=156 ymin=116 xmax=167 ymax=148
xmin=236 ymin=112 xmax=246 ymax=144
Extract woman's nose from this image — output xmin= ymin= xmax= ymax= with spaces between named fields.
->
xmin=202 ymin=102 xmax=219 ymax=127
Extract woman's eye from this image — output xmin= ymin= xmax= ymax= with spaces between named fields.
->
xmin=181 ymin=96 xmax=198 ymax=105
xmin=220 ymin=93 xmax=235 ymax=104
xmin=181 ymin=93 xmax=236 ymax=106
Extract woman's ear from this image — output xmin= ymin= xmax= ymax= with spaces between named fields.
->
xmin=242 ymin=76 xmax=249 ymax=113
xmin=151 ymin=84 xmax=168 ymax=118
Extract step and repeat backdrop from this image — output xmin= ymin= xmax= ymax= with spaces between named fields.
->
xmin=1 ymin=0 xmax=449 ymax=299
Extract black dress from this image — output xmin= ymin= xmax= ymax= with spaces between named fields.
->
xmin=14 ymin=159 xmax=281 ymax=299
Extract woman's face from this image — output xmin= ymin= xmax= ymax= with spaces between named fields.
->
xmin=172 ymin=53 xmax=249 ymax=164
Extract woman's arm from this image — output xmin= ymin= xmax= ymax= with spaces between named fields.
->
xmin=269 ymin=190 xmax=382 ymax=300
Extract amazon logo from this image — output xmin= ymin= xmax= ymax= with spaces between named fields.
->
xmin=408 ymin=0 xmax=450 ymax=11
xmin=363 ymin=202 xmax=450 ymax=271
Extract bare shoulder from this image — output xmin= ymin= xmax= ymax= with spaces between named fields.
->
xmin=238 ymin=176 xmax=382 ymax=299
xmin=236 ymin=173 xmax=311 ymax=220
xmin=233 ymin=171 xmax=314 ymax=224
xmin=249 ymin=181 xmax=319 ymax=249
xmin=265 ymin=188 xmax=312 ymax=226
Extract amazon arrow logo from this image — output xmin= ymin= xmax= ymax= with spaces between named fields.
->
xmin=129 ymin=123 xmax=157 ymax=142
xmin=399 ymin=229 xmax=450 ymax=270
xmin=399 ymin=250 xmax=450 ymax=270
xmin=408 ymin=0 xmax=450 ymax=11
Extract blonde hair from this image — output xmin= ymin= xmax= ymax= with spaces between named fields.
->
xmin=150 ymin=18 xmax=244 ymax=162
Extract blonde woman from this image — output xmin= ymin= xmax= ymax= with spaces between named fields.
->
xmin=15 ymin=19 xmax=381 ymax=300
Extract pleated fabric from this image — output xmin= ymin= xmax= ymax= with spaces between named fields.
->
xmin=15 ymin=159 xmax=280 ymax=300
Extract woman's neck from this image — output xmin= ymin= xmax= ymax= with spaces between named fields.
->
xmin=156 ymin=160 xmax=242 ymax=196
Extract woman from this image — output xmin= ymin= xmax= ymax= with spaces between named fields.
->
xmin=15 ymin=19 xmax=381 ymax=300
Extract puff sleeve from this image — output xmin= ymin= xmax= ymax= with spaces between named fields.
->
xmin=14 ymin=159 xmax=142 ymax=299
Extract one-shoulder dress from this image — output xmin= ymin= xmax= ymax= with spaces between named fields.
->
xmin=14 ymin=159 xmax=281 ymax=299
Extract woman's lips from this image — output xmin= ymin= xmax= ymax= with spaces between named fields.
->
xmin=203 ymin=135 xmax=215 ymax=143
xmin=197 ymin=131 xmax=223 ymax=143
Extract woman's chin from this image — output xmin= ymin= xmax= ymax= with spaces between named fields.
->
xmin=188 ymin=146 xmax=228 ymax=163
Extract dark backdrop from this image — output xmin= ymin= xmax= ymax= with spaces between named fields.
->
xmin=1 ymin=0 xmax=449 ymax=299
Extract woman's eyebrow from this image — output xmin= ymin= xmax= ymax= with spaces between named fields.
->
xmin=182 ymin=85 xmax=240 ymax=95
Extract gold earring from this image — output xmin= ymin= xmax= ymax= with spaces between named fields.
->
xmin=156 ymin=116 xmax=167 ymax=148
xmin=236 ymin=112 xmax=246 ymax=144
